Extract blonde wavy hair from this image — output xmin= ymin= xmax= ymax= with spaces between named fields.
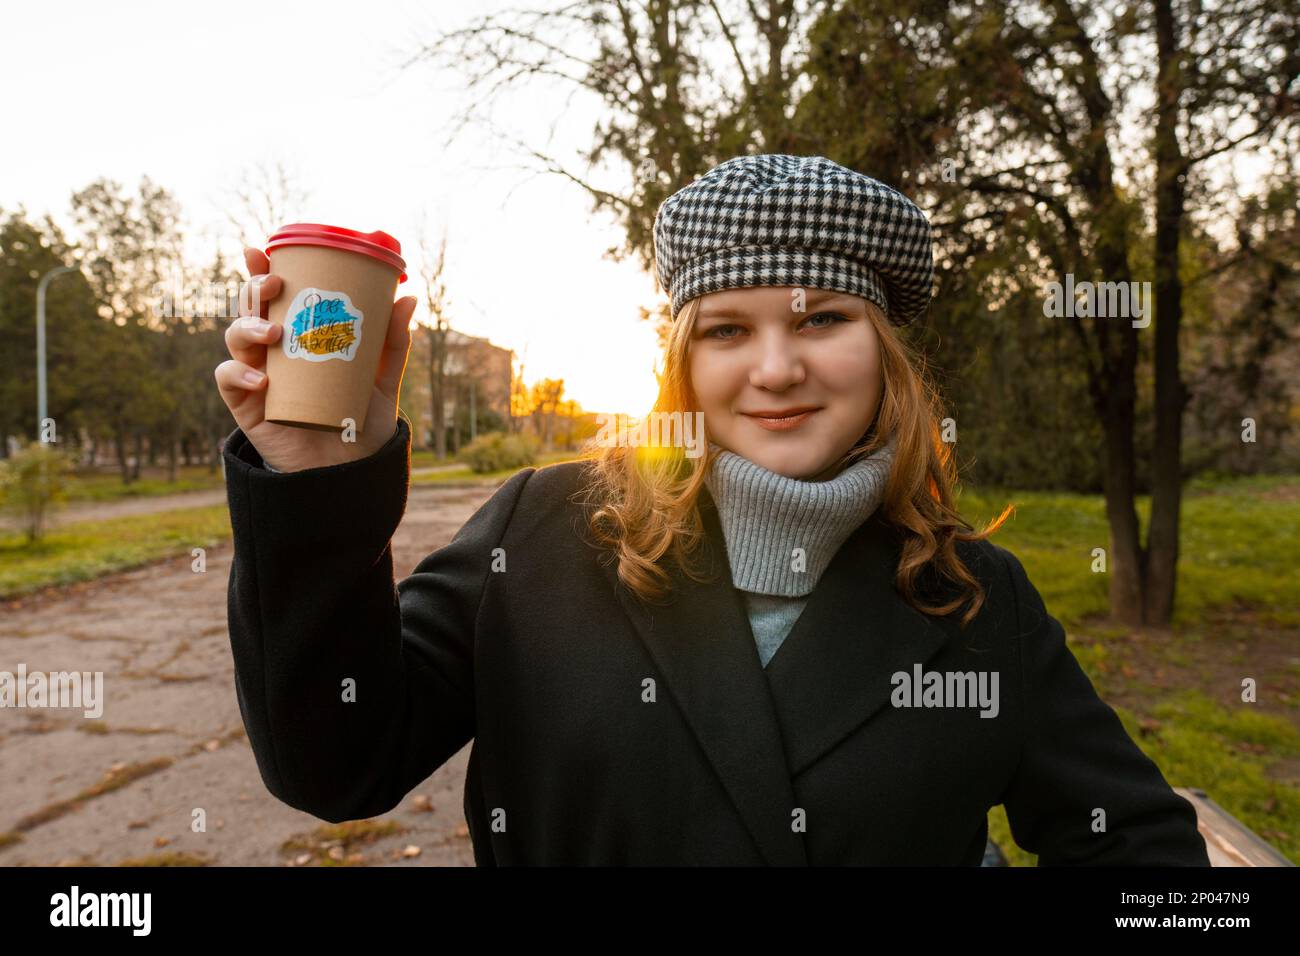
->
xmin=572 ymin=292 xmax=1013 ymax=629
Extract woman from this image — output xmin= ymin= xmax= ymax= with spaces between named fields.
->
xmin=215 ymin=154 xmax=1210 ymax=866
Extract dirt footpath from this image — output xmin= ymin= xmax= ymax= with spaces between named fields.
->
xmin=0 ymin=482 xmax=502 ymax=867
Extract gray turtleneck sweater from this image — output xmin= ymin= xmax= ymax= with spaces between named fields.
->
xmin=702 ymin=436 xmax=894 ymax=667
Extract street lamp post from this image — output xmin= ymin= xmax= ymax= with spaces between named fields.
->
xmin=36 ymin=265 xmax=78 ymax=441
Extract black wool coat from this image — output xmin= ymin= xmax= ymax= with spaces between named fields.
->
xmin=222 ymin=416 xmax=1210 ymax=866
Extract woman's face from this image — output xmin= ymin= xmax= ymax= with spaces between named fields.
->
xmin=687 ymin=286 xmax=884 ymax=481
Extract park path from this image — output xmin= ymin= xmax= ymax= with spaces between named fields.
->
xmin=0 ymin=480 xmax=501 ymax=867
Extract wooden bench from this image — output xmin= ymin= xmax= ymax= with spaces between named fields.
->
xmin=1173 ymin=787 xmax=1295 ymax=867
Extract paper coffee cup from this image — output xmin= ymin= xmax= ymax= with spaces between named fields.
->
xmin=261 ymin=223 xmax=408 ymax=433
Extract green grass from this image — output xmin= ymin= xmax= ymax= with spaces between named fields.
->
xmin=0 ymin=506 xmax=231 ymax=599
xmin=1185 ymin=471 xmax=1300 ymax=495
xmin=957 ymin=476 xmax=1300 ymax=630
xmin=61 ymin=465 xmax=226 ymax=504
xmin=410 ymin=449 xmax=443 ymax=469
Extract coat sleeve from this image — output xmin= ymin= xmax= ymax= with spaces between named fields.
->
xmin=222 ymin=415 xmax=535 ymax=823
xmin=994 ymin=546 xmax=1210 ymax=865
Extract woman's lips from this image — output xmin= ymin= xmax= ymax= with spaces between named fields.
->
xmin=743 ymin=409 xmax=819 ymax=431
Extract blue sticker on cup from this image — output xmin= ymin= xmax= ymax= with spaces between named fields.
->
xmin=282 ymin=288 xmax=364 ymax=363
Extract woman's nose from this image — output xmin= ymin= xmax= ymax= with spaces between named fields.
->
xmin=747 ymin=336 xmax=806 ymax=390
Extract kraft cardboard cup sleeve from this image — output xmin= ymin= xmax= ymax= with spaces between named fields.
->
xmin=261 ymin=224 xmax=408 ymax=434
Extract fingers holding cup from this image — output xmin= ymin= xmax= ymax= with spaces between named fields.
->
xmin=238 ymin=272 xmax=282 ymax=320
xmin=376 ymin=296 xmax=418 ymax=401
xmin=214 ymin=358 xmax=269 ymax=432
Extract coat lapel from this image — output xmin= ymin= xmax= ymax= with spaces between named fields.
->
xmin=762 ymin=508 xmax=955 ymax=777
xmin=592 ymin=482 xmax=956 ymax=865
xmin=596 ymin=486 xmax=808 ymax=866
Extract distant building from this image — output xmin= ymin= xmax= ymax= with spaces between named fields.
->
xmin=403 ymin=324 xmax=514 ymax=453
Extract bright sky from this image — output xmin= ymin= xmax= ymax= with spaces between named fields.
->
xmin=0 ymin=0 xmax=663 ymax=416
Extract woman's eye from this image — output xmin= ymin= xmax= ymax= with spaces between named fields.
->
xmin=703 ymin=324 xmax=741 ymax=339
xmin=804 ymin=311 xmax=847 ymax=328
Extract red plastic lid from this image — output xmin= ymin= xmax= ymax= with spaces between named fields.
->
xmin=265 ymin=223 xmax=407 ymax=283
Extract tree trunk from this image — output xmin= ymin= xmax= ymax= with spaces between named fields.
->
xmin=131 ymin=431 xmax=143 ymax=482
xmin=430 ymin=324 xmax=448 ymax=460
xmin=1146 ymin=0 xmax=1190 ymax=627
xmin=167 ymin=416 xmax=179 ymax=482
xmin=1102 ymin=394 xmax=1146 ymax=627
xmin=115 ymin=425 xmax=131 ymax=485
xmin=1082 ymin=156 xmax=1146 ymax=626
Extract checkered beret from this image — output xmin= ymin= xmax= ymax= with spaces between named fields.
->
xmin=652 ymin=154 xmax=935 ymax=326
